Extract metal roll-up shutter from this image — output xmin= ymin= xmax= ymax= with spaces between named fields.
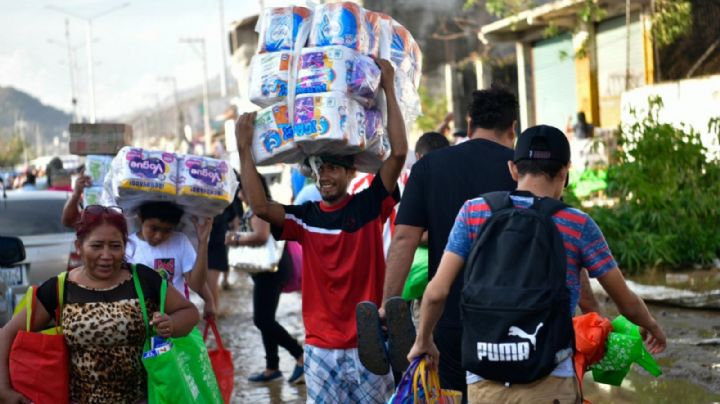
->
xmin=532 ymin=33 xmax=578 ymax=132
xmin=596 ymin=14 xmax=646 ymax=127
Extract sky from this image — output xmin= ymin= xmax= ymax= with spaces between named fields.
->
xmin=0 ymin=0 xmax=294 ymax=120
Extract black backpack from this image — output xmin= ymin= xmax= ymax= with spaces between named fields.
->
xmin=460 ymin=191 xmax=574 ymax=384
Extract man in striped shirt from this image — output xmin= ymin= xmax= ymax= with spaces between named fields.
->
xmin=407 ymin=125 xmax=666 ymax=403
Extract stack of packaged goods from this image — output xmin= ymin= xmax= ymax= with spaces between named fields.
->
xmin=83 ymin=155 xmax=113 ymax=205
xmin=247 ymin=2 xmax=422 ymax=172
xmin=248 ymin=6 xmax=311 ymax=165
xmin=105 ymin=147 xmax=238 ymax=219
xmin=68 ymin=123 xmax=132 ymax=206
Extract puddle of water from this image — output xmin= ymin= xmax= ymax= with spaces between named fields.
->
xmin=215 ymin=272 xmax=307 ymax=403
xmin=583 ymin=369 xmax=720 ymax=404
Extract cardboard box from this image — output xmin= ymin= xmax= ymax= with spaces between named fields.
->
xmin=69 ymin=123 xmax=133 ymax=156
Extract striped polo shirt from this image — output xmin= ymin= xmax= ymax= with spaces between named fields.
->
xmin=446 ymin=191 xmax=618 ymax=382
xmin=445 ymin=192 xmax=617 ymax=314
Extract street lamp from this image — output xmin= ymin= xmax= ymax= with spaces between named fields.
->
xmin=46 ymin=2 xmax=130 ymax=123
xmin=180 ymin=37 xmax=212 ymax=155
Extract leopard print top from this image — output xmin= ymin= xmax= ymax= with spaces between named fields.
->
xmin=37 ymin=265 xmax=161 ymax=404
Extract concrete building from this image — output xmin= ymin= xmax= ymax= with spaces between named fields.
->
xmin=479 ymin=0 xmax=720 ymax=133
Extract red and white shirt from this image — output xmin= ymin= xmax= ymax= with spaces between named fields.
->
xmin=272 ymin=174 xmax=400 ymax=349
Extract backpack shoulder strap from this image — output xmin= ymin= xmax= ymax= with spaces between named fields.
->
xmin=482 ymin=191 xmax=513 ymax=213
xmin=531 ymin=197 xmax=567 ymax=218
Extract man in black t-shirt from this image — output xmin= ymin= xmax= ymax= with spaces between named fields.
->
xmin=382 ymin=85 xmax=519 ymax=399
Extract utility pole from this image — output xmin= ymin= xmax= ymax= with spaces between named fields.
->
xmin=47 ymin=2 xmax=130 ymax=123
xmin=63 ymin=19 xmax=79 ymax=122
xmin=180 ymin=37 xmax=212 ymax=155
xmin=47 ymin=21 xmax=83 ymax=122
xmin=217 ymin=0 xmax=228 ymax=97
xmin=159 ymin=76 xmax=185 ymax=149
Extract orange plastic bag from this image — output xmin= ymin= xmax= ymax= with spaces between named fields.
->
xmin=204 ymin=318 xmax=235 ymax=403
xmin=9 ymin=283 xmax=69 ymax=404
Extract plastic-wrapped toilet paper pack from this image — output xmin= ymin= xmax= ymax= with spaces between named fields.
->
xmin=309 ymin=2 xmax=367 ymax=52
xmin=249 ymin=52 xmax=292 ymax=107
xmin=177 ymin=155 xmax=239 ymax=218
xmin=354 ymin=134 xmax=390 ymax=173
xmin=112 ymin=147 xmax=177 ymax=197
xmin=395 ymin=70 xmax=422 ymax=127
xmin=364 ymin=11 xmax=383 ymax=57
xmin=85 ymin=155 xmax=113 ymax=187
xmin=364 ymin=108 xmax=384 ymax=144
xmin=83 ymin=186 xmax=104 ymax=206
xmin=296 ymin=46 xmax=380 ymax=103
xmin=252 ymin=102 xmax=301 ymax=165
xmin=293 ymin=92 xmax=365 ymax=155
xmin=256 ymin=6 xmax=312 ymax=53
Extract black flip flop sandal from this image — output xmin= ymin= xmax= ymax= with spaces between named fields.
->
xmin=356 ymin=301 xmax=390 ymax=375
xmin=385 ymin=296 xmax=417 ymax=373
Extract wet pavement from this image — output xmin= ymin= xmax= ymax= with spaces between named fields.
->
xmin=211 ymin=270 xmax=720 ymax=403
xmin=213 ymin=271 xmax=306 ymax=403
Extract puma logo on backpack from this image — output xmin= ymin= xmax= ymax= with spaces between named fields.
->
xmin=508 ymin=323 xmax=543 ymax=349
xmin=460 ymin=191 xmax=574 ymax=384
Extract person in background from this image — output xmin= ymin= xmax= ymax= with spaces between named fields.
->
xmin=207 ymin=171 xmax=244 ymax=313
xmin=452 ymin=130 xmax=468 ymax=145
xmin=45 ymin=157 xmax=68 ymax=190
xmin=290 ymin=166 xmax=307 ymax=202
xmin=382 ymin=85 xmax=519 ymax=400
xmin=294 ymin=180 xmax=323 ymax=205
xmin=0 ymin=205 xmax=199 ymax=403
xmin=568 ymin=111 xmax=594 ymax=140
xmin=399 ymin=132 xmax=450 ymax=305
xmin=19 ymin=171 xmax=36 ymax=191
xmin=61 ymin=171 xmax=93 ymax=227
xmin=435 ymin=112 xmax=454 ymax=137
xmin=227 ymin=175 xmax=305 ymax=384
xmin=407 ymin=125 xmax=665 ymax=403
xmin=125 ymin=201 xmax=215 ymax=318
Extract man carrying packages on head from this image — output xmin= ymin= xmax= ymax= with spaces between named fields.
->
xmin=235 ymin=58 xmax=407 ymax=403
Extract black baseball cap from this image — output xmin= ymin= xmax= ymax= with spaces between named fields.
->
xmin=514 ymin=125 xmax=571 ymax=165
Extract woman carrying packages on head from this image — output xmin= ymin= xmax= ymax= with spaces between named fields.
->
xmin=0 ymin=205 xmax=199 ymax=403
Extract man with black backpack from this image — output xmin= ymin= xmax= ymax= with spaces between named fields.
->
xmin=407 ymin=125 xmax=666 ymax=403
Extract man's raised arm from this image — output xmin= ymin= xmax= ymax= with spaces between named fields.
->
xmin=235 ymin=112 xmax=286 ymax=229
xmin=375 ymin=58 xmax=407 ymax=194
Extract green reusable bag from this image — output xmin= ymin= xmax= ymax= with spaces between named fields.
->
xmin=132 ymin=265 xmax=223 ymax=404
xmin=402 ymin=246 xmax=429 ymax=301
xmin=590 ymin=315 xmax=662 ymax=386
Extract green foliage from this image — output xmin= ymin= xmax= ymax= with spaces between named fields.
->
xmin=578 ymin=0 xmax=606 ymax=23
xmin=415 ymin=86 xmax=448 ymax=133
xmin=0 ymin=132 xmax=26 ymax=167
xmin=652 ymin=0 xmax=692 ymax=48
xmin=586 ymin=97 xmax=720 ymax=272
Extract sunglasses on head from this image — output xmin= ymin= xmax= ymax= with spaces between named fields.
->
xmin=81 ymin=205 xmax=124 ymax=219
